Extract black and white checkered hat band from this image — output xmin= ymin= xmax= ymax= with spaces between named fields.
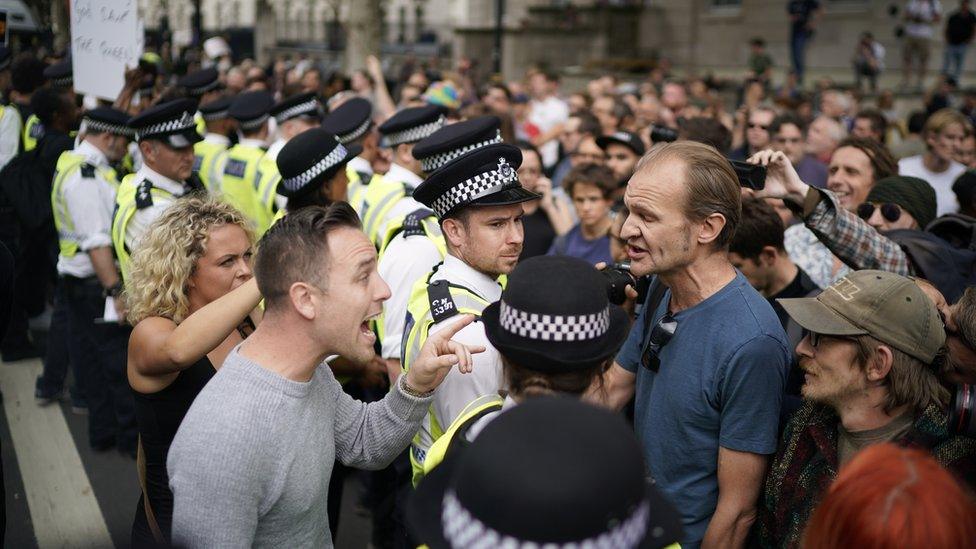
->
xmin=385 ymin=115 xmax=444 ymax=146
xmin=442 ymin=491 xmax=650 ymax=549
xmin=338 ymin=118 xmax=372 ymax=144
xmin=280 ymin=144 xmax=348 ymax=193
xmin=82 ymin=118 xmax=133 ymax=137
xmin=499 ymin=301 xmax=610 ymax=342
xmin=430 ymin=158 xmax=519 ymax=217
xmin=188 ymin=80 xmax=219 ymax=96
xmin=135 ymin=112 xmax=197 ymax=141
xmin=421 ymin=130 xmax=503 ymax=173
xmin=51 ymin=76 xmax=73 ymax=88
xmin=201 ymin=109 xmax=230 ymax=122
xmin=239 ymin=113 xmax=270 ymax=131
xmin=274 ymin=99 xmax=321 ymax=124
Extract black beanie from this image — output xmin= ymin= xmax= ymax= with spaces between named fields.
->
xmin=866 ymin=176 xmax=937 ymax=229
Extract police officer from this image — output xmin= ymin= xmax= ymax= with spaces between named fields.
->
xmin=22 ymin=58 xmax=73 ymax=152
xmin=265 ymin=91 xmax=323 ymax=162
xmin=48 ymin=107 xmax=137 ymax=454
xmin=322 ymin=97 xmax=379 ymax=214
xmin=401 ymin=143 xmax=538 ymax=484
xmin=219 ymin=90 xmax=276 ymax=235
xmin=274 ymin=127 xmax=361 ymax=217
xmin=0 ymin=46 xmax=19 ymax=169
xmin=376 ymin=116 xmax=504 ymax=379
xmin=194 ymin=95 xmax=235 ymax=191
xmin=113 ymin=99 xmax=204 ymax=283
xmin=177 ymin=67 xmax=223 ymax=136
xmin=362 ymin=104 xmax=445 ymax=244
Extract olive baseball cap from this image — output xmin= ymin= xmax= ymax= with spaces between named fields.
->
xmin=778 ymin=270 xmax=945 ymax=363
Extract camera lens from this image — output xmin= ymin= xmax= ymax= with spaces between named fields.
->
xmin=950 ymin=384 xmax=976 ymax=438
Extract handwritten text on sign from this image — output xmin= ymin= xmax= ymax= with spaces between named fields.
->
xmin=71 ymin=0 xmax=141 ymax=100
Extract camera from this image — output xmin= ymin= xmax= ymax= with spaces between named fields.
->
xmin=650 ymin=124 xmax=678 ymax=144
xmin=729 ymin=159 xmax=766 ymax=190
xmin=602 ymin=262 xmax=650 ymax=306
xmin=950 ymin=383 xmax=976 ymax=437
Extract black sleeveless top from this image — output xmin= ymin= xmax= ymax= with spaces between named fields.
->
xmin=131 ymin=356 xmax=216 ymax=544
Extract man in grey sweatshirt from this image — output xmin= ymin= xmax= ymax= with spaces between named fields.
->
xmin=167 ymin=204 xmax=483 ymax=548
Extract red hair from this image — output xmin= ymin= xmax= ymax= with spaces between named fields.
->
xmin=803 ymin=444 xmax=976 ymax=549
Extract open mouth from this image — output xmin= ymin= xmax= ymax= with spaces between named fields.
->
xmin=627 ymin=243 xmax=648 ymax=259
xmin=360 ymin=313 xmax=380 ymax=343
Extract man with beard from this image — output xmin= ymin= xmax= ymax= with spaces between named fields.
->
xmin=756 ymin=270 xmax=976 ymax=548
xmin=400 ymin=143 xmax=539 ymax=485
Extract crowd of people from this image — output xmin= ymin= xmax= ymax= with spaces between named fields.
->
xmin=1 ymin=12 xmax=976 ymax=549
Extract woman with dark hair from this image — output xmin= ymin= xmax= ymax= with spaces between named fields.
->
xmin=515 ymin=140 xmax=572 ymax=259
xmin=273 ymin=128 xmax=360 ymax=219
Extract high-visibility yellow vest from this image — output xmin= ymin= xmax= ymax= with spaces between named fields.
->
xmin=111 ymin=174 xmax=179 ymax=284
xmin=360 ymin=175 xmax=408 ymax=246
xmin=193 ymin=139 xmax=229 ymax=192
xmin=22 ymin=113 xmax=43 ymax=151
xmin=194 ymin=112 xmax=206 ymax=138
xmin=401 ymin=271 xmax=494 ymax=486
xmin=346 ymin=164 xmax=376 ymax=217
xmin=51 ymin=151 xmax=118 ymax=259
xmin=254 ymin=158 xmax=280 ymax=233
xmin=422 ymin=394 xmax=504 ymax=477
xmin=219 ymin=144 xmax=272 ymax=236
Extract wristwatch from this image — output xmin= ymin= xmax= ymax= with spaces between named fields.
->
xmin=398 ymin=375 xmax=434 ymax=399
xmin=103 ymin=281 xmax=123 ymax=299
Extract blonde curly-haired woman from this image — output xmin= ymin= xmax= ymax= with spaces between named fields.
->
xmin=124 ymin=196 xmax=262 ymax=547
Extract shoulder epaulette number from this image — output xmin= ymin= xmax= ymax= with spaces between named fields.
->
xmin=135 ymin=179 xmax=154 ymax=209
xmin=403 ymin=208 xmax=435 ymax=238
xmin=80 ymin=163 xmax=96 ymax=179
xmin=427 ymin=279 xmax=458 ymax=324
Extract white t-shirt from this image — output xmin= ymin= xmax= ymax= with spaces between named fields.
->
xmin=898 ymin=155 xmax=965 ymax=216
xmin=905 ymin=0 xmax=942 ymax=39
xmin=528 ymin=95 xmax=569 ymax=168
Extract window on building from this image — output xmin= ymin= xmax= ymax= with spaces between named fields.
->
xmin=711 ymin=0 xmax=742 ymax=6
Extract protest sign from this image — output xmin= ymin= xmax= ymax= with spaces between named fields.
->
xmin=71 ymin=0 xmax=142 ymax=100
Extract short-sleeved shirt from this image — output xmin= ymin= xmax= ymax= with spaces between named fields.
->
xmin=617 ymin=272 xmax=790 ymax=547
xmin=546 ymin=224 xmax=612 ymax=266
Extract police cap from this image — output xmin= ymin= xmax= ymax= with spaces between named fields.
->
xmin=128 ymin=98 xmax=202 ymax=148
xmin=322 ymin=97 xmax=372 ymax=144
xmin=228 ymin=90 xmax=274 ymax=131
xmin=83 ymin=107 xmax=133 ymax=138
xmin=413 ymin=116 xmax=502 ymax=173
xmin=413 ymin=143 xmax=538 ymax=219
xmin=276 ymin=128 xmax=362 ymax=198
xmin=377 ymin=104 xmax=445 ymax=147
xmin=199 ymin=95 xmax=233 ymax=122
xmin=43 ymin=58 xmax=73 ymax=88
xmin=270 ymin=92 xmax=323 ymax=125
xmin=178 ymin=67 xmax=220 ymax=97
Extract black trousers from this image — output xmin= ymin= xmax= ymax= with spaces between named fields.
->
xmin=61 ymin=276 xmax=137 ymax=450
xmin=36 ymin=282 xmax=80 ymax=402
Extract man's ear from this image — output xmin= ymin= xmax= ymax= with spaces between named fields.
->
xmin=697 ymin=213 xmax=727 ymax=245
xmin=441 ymin=217 xmax=465 ymax=249
xmin=288 ymin=282 xmax=318 ymax=320
xmin=758 ymin=246 xmax=779 ymax=267
xmin=866 ymin=344 xmax=894 ymax=383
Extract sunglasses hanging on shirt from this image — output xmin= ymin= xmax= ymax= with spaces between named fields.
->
xmin=856 ymin=202 xmax=902 ymax=223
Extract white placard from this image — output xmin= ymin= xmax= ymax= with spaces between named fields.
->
xmin=70 ymin=0 xmax=142 ymax=101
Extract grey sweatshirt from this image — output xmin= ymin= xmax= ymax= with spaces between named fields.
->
xmin=167 ymin=347 xmax=432 ymax=548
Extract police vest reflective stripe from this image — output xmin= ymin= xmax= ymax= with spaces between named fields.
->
xmin=51 ymin=151 xmax=118 ymax=259
xmin=361 ymin=175 xmax=407 ymax=246
xmin=220 ymin=144 xmax=271 ymax=235
xmin=193 ymin=140 xmax=228 ymax=192
xmin=22 ymin=114 xmax=43 ymax=152
xmin=253 ymin=157 xmax=281 ymax=235
xmin=346 ymin=165 xmax=375 ymax=217
xmin=401 ymin=272 xmax=494 ymax=485
xmin=112 ymin=174 xmax=178 ymax=284
xmin=422 ymin=394 xmax=503 ymax=479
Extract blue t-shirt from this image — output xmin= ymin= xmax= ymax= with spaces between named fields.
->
xmin=546 ymin=224 xmax=612 ymax=266
xmin=617 ymin=272 xmax=790 ymax=547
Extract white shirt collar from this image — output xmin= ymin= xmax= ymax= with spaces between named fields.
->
xmin=237 ymin=137 xmax=267 ymax=149
xmin=384 ymin=162 xmax=423 ymax=189
xmin=203 ymin=133 xmax=231 ymax=146
xmin=438 ymin=254 xmax=503 ymax=301
xmin=348 ymin=155 xmax=373 ymax=177
xmin=264 ymin=138 xmax=286 ymax=162
xmin=137 ymin=164 xmax=187 ymax=196
xmin=75 ymin=139 xmax=109 ymax=168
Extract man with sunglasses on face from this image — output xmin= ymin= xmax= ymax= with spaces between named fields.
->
xmin=755 ymin=270 xmax=976 ymax=548
xmin=602 ymin=141 xmax=791 ymax=549
xmin=752 ymin=150 xmax=974 ymax=302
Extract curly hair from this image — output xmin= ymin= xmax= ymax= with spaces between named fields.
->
xmin=124 ymin=197 xmax=254 ymax=325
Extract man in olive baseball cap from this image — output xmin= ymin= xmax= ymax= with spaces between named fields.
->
xmin=756 ymin=270 xmax=976 ymax=548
